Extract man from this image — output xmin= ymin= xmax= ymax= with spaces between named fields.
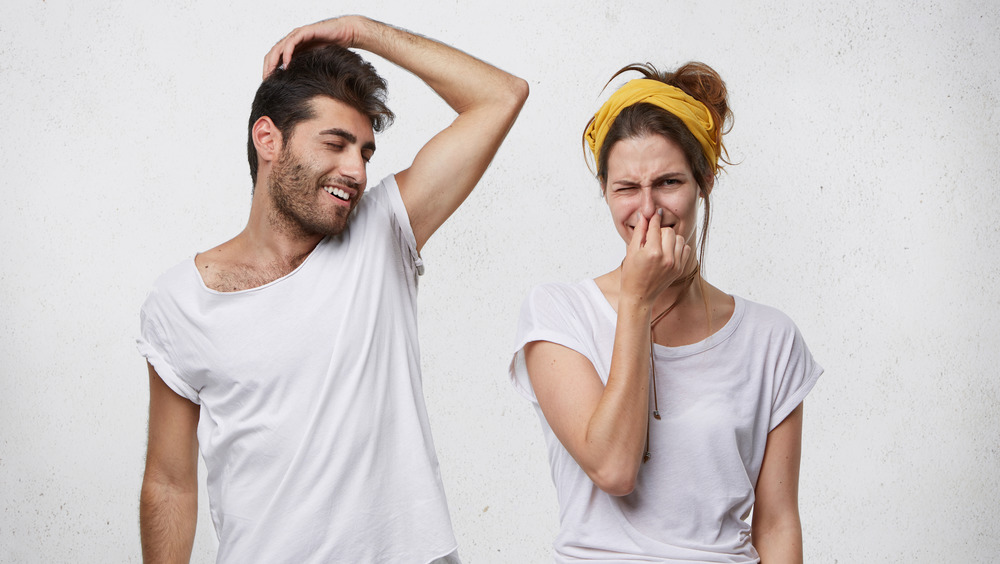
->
xmin=137 ymin=16 xmax=527 ymax=563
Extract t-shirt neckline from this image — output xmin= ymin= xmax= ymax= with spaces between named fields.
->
xmin=189 ymin=236 xmax=327 ymax=296
xmin=583 ymin=278 xmax=745 ymax=358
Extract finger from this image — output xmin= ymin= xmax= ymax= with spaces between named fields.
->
xmin=673 ymin=235 xmax=695 ymax=275
xmin=630 ymin=212 xmax=649 ymax=249
xmin=284 ymin=26 xmax=322 ymax=67
xmin=281 ymin=43 xmax=296 ymax=71
xmin=672 ymin=232 xmax=686 ymax=263
xmin=262 ymin=39 xmax=283 ymax=78
xmin=680 ymin=240 xmax=693 ymax=271
xmin=658 ymin=223 xmax=676 ymax=252
xmin=263 ymin=26 xmax=306 ymax=78
xmin=645 ymin=209 xmax=663 ymax=247
xmin=279 ymin=28 xmax=306 ymax=71
xmin=264 ymin=28 xmax=298 ymax=78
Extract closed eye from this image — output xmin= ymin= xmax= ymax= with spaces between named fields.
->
xmin=613 ymin=184 xmax=639 ymax=192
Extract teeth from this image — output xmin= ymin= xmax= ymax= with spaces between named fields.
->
xmin=324 ymin=186 xmax=349 ymax=201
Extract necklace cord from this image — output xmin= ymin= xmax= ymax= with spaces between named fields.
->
xmin=642 ymin=268 xmax=698 ymax=463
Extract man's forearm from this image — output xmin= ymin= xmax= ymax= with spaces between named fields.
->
xmin=351 ymin=16 xmax=526 ymax=117
xmin=263 ymin=15 xmax=527 ymax=249
xmin=140 ymin=481 xmax=197 ymax=564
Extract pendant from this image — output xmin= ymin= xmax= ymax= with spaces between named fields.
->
xmin=653 ymin=410 xmax=661 ymax=419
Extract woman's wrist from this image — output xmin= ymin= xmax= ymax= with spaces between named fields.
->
xmin=618 ymin=292 xmax=655 ymax=318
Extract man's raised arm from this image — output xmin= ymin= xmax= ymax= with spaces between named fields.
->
xmin=264 ymin=15 xmax=529 ymax=251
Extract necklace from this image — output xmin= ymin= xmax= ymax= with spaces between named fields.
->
xmin=641 ymin=269 xmax=698 ymax=463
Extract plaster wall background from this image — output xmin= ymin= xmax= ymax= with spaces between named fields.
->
xmin=1 ymin=0 xmax=998 ymax=562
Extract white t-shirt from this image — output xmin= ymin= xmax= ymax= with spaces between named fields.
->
xmin=138 ymin=175 xmax=457 ymax=564
xmin=510 ymin=280 xmax=822 ymax=563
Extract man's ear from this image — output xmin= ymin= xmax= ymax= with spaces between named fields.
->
xmin=252 ymin=116 xmax=283 ymax=164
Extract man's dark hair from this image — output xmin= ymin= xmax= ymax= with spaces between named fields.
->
xmin=247 ymin=45 xmax=394 ymax=186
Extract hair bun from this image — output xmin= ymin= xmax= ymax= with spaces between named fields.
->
xmin=614 ymin=62 xmax=732 ymax=167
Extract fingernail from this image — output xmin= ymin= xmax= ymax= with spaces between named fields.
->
xmin=657 ymin=209 xmax=663 ymax=216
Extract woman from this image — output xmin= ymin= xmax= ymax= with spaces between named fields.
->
xmin=510 ymin=62 xmax=821 ymax=563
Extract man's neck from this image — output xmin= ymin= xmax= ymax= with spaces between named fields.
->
xmin=193 ymin=211 xmax=324 ymax=293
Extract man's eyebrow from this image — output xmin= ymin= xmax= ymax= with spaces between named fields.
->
xmin=319 ymin=128 xmax=376 ymax=153
xmin=319 ymin=128 xmax=357 ymax=143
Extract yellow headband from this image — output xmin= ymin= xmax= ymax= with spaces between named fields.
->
xmin=585 ymin=78 xmax=718 ymax=173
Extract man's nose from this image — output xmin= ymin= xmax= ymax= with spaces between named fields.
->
xmin=340 ymin=151 xmax=366 ymax=182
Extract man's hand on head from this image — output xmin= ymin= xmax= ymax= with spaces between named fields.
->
xmin=263 ymin=15 xmax=370 ymax=78
xmin=262 ymin=15 xmax=527 ymax=252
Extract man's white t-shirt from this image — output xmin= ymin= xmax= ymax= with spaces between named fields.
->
xmin=510 ymin=280 xmax=822 ymax=563
xmin=138 ymin=175 xmax=457 ymax=563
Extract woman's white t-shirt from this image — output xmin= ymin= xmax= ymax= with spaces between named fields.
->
xmin=510 ymin=280 xmax=822 ymax=563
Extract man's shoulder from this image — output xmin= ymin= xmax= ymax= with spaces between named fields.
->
xmin=143 ymin=256 xmax=202 ymax=312
xmin=358 ymin=174 xmax=396 ymax=214
xmin=355 ymin=174 xmax=422 ymax=269
xmin=153 ymin=255 xmax=198 ymax=288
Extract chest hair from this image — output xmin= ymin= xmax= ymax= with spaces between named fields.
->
xmin=202 ymin=258 xmax=306 ymax=292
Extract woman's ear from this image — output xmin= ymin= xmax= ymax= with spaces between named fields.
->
xmin=701 ymin=175 xmax=715 ymax=198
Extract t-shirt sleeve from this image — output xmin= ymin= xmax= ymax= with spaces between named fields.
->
xmin=509 ymin=284 xmax=594 ymax=403
xmin=136 ymin=294 xmax=200 ymax=404
xmin=768 ymin=322 xmax=822 ymax=431
xmin=378 ymin=173 xmax=425 ymax=277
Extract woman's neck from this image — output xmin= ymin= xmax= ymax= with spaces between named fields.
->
xmin=595 ymin=267 xmax=734 ymax=347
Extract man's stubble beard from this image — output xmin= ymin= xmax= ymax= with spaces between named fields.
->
xmin=268 ymin=148 xmax=352 ymax=238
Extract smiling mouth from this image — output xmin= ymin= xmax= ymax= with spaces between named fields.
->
xmin=323 ymin=186 xmax=350 ymax=202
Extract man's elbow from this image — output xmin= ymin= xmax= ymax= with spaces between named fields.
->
xmin=496 ymin=76 xmax=529 ymax=119
xmin=141 ymin=464 xmax=198 ymax=505
xmin=509 ymin=77 xmax=529 ymax=108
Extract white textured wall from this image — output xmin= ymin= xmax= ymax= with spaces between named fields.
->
xmin=2 ymin=1 xmax=998 ymax=562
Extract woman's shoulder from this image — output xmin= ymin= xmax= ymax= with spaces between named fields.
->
xmin=520 ymin=279 xmax=611 ymax=325
xmin=733 ymin=295 xmax=805 ymax=339
xmin=527 ymin=278 xmax=595 ymax=300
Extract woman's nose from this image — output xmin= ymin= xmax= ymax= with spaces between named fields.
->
xmin=638 ymin=187 xmax=656 ymax=220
